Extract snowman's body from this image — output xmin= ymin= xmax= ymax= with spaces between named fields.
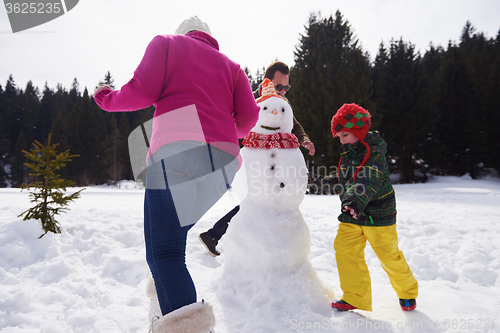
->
xmin=216 ymin=92 xmax=334 ymax=331
xmin=223 ymin=94 xmax=310 ymax=269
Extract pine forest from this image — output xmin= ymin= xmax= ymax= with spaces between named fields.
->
xmin=1 ymin=11 xmax=499 ymax=187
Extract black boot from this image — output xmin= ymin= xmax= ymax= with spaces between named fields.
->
xmin=199 ymin=232 xmax=220 ymax=256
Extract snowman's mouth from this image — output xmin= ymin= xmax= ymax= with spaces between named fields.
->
xmin=261 ymin=125 xmax=280 ymax=131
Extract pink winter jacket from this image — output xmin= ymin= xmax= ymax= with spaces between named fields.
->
xmin=94 ymin=31 xmax=259 ymax=163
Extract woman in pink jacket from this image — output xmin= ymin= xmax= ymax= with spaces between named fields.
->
xmin=94 ymin=16 xmax=259 ymax=333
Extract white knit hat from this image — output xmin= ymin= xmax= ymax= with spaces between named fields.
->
xmin=175 ymin=16 xmax=211 ymax=35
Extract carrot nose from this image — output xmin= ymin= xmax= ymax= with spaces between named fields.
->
xmin=272 ymin=110 xmax=278 ymax=115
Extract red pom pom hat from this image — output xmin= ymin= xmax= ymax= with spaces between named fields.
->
xmin=331 ymin=103 xmax=372 ymax=182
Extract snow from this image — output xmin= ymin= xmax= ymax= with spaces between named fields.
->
xmin=1 ymin=176 xmax=500 ymax=332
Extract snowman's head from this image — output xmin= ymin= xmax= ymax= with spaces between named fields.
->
xmin=252 ymin=96 xmax=294 ymax=135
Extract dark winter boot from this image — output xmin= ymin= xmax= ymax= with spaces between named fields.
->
xmin=199 ymin=232 xmax=220 ymax=256
xmin=331 ymin=299 xmax=357 ymax=311
xmin=399 ymin=298 xmax=416 ymax=311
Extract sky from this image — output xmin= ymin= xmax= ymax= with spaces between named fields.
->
xmin=0 ymin=0 xmax=499 ymax=95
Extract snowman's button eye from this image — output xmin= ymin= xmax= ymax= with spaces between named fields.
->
xmin=282 ymin=107 xmax=285 ymax=112
xmin=263 ymin=107 xmax=267 ymax=110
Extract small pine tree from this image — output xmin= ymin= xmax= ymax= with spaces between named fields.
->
xmin=18 ymin=134 xmax=84 ymax=238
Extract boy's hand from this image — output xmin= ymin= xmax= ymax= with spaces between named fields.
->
xmin=343 ymin=206 xmax=357 ymax=219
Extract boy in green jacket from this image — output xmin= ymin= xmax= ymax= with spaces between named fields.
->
xmin=329 ymin=103 xmax=418 ymax=312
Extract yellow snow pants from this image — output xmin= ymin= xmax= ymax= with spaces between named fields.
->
xmin=334 ymin=223 xmax=418 ymax=311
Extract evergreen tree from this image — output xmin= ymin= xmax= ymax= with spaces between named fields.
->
xmin=83 ymin=88 xmax=109 ymax=184
xmin=3 ymin=75 xmax=20 ymax=156
xmin=436 ymin=43 xmax=473 ymax=175
xmin=460 ymin=22 xmax=484 ymax=177
xmin=0 ymin=83 xmax=4 ymax=112
xmin=2 ymin=20 xmax=500 ymax=186
xmin=69 ymin=78 xmax=81 ymax=108
xmin=118 ymin=112 xmax=133 ymax=181
xmin=459 ymin=21 xmax=487 ymax=58
xmin=95 ymin=78 xmax=155 ymax=184
xmin=4 ymin=75 xmax=17 ymax=99
xmin=372 ymin=43 xmax=388 ymax=102
xmin=97 ymin=71 xmax=115 ymax=90
xmin=288 ymin=11 xmax=374 ymax=174
xmin=105 ymin=114 xmax=119 ymax=184
xmin=0 ymin=85 xmax=8 ymax=187
xmin=18 ymin=134 xmax=84 ymax=238
xmin=244 ymin=67 xmax=253 ymax=88
xmin=66 ymin=91 xmax=106 ymax=186
xmin=9 ymin=129 xmax=29 ymax=187
xmin=38 ymin=83 xmax=55 ymax=142
xmin=130 ymin=105 xmax=155 ymax=129
xmin=485 ymin=30 xmax=500 ymax=173
xmin=55 ymin=84 xmax=73 ymax=116
xmin=49 ymin=85 xmax=72 ymax=155
xmin=457 ymin=22 xmax=495 ymax=177
xmin=49 ymin=110 xmax=70 ymax=179
xmin=420 ymin=44 xmax=445 ymax=175
xmin=19 ymin=81 xmax=40 ymax=144
xmin=100 ymin=112 xmax=133 ymax=185
xmin=373 ymin=39 xmax=431 ymax=182
xmin=246 ymin=66 xmax=265 ymax=92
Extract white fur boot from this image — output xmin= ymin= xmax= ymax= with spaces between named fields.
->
xmin=146 ymin=277 xmax=216 ymax=333
xmin=147 ymin=277 xmax=162 ymax=332
xmin=152 ymin=301 xmax=215 ymax=333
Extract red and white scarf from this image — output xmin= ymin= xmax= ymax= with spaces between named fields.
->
xmin=242 ymin=132 xmax=300 ymax=149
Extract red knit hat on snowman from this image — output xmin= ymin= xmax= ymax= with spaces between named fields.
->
xmin=331 ymin=103 xmax=372 ymax=182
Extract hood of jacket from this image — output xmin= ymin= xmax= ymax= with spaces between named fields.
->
xmin=341 ymin=131 xmax=387 ymax=155
xmin=185 ymin=31 xmax=219 ymax=50
xmin=364 ymin=132 xmax=387 ymax=153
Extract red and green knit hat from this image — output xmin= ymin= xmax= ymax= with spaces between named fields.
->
xmin=331 ymin=103 xmax=371 ymax=140
xmin=331 ymin=103 xmax=372 ymax=182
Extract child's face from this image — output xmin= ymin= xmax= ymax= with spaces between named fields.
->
xmin=338 ymin=131 xmax=359 ymax=145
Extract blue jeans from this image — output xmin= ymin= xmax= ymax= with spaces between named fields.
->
xmin=144 ymin=141 xmax=236 ymax=315
xmin=207 ymin=205 xmax=240 ymax=241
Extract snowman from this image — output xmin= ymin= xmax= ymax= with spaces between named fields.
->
xmin=215 ymin=79 xmax=334 ymax=331
xmin=223 ymin=78 xmax=309 ymax=269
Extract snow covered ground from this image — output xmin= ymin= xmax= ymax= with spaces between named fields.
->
xmin=1 ymin=175 xmax=500 ymax=333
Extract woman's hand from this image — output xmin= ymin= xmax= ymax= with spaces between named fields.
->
xmin=94 ymin=84 xmax=112 ymax=97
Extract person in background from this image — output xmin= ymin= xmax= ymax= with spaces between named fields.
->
xmin=94 ymin=16 xmax=259 ymax=333
xmin=199 ymin=61 xmax=315 ymax=256
xmin=328 ymin=103 xmax=418 ymax=312
xmin=254 ymin=61 xmax=315 ymax=155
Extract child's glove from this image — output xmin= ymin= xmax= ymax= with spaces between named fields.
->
xmin=342 ymin=206 xmax=358 ymax=219
xmin=342 ymin=200 xmax=360 ymax=219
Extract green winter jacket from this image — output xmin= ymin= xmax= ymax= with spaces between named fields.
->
xmin=336 ymin=132 xmax=397 ymax=227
